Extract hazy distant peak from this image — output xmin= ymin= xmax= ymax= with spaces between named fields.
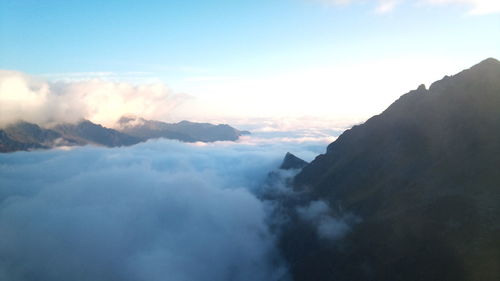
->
xmin=51 ymin=118 xmax=93 ymax=126
xmin=116 ymin=115 xmax=147 ymax=129
xmin=6 ymin=120 xmax=40 ymax=129
xmin=118 ymin=115 xmax=136 ymax=123
xmin=0 ymin=116 xmax=249 ymax=152
xmin=114 ymin=115 xmax=249 ymax=143
xmin=78 ymin=119 xmax=98 ymax=126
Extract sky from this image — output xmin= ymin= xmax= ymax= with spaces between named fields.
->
xmin=1 ymin=0 xmax=499 ymax=127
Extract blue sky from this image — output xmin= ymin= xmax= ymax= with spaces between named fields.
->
xmin=1 ymin=0 xmax=499 ymax=125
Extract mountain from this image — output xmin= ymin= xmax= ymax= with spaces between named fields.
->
xmin=0 ymin=122 xmax=68 ymax=152
xmin=0 ymin=129 xmax=44 ymax=152
xmin=0 ymin=118 xmax=251 ymax=152
xmin=279 ymin=58 xmax=500 ymax=281
xmin=116 ymin=116 xmax=250 ymax=142
xmin=52 ymin=120 xmax=142 ymax=147
xmin=280 ymin=152 xmax=308 ymax=170
xmin=0 ymin=120 xmax=142 ymax=152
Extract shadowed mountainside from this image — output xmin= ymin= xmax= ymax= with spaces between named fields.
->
xmin=281 ymin=58 xmax=500 ymax=281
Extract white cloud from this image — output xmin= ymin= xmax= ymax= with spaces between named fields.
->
xmin=422 ymin=0 xmax=500 ymax=15
xmin=0 ymin=139 xmax=319 ymax=281
xmin=297 ymin=200 xmax=332 ymax=221
xmin=40 ymin=71 xmax=159 ymax=83
xmin=0 ymin=71 xmax=190 ymax=127
xmin=315 ymin=0 xmax=500 ymax=14
xmin=375 ymin=0 xmax=400 ymax=13
xmin=0 ymin=71 xmax=53 ymax=126
xmin=318 ymin=0 xmax=399 ymax=13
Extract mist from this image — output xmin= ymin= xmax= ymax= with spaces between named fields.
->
xmin=296 ymin=200 xmax=360 ymax=240
xmin=0 ymin=139 xmax=326 ymax=281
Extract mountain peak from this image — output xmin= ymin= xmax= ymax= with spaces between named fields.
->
xmin=478 ymin=57 xmax=499 ymax=65
xmin=416 ymin=83 xmax=426 ymax=91
xmin=117 ymin=115 xmax=146 ymax=129
xmin=280 ymin=152 xmax=308 ymax=170
xmin=467 ymin=57 xmax=499 ymax=71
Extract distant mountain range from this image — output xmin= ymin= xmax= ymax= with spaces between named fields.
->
xmin=277 ymin=58 xmax=500 ymax=281
xmin=0 ymin=118 xmax=250 ymax=152
xmin=117 ymin=115 xmax=250 ymax=143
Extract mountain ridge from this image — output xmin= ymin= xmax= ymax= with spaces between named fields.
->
xmin=281 ymin=57 xmax=500 ymax=281
xmin=116 ymin=116 xmax=250 ymax=142
xmin=0 ymin=118 xmax=250 ymax=152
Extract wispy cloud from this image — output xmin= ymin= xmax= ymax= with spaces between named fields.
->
xmin=181 ymin=75 xmax=241 ymax=83
xmin=315 ymin=0 xmax=500 ymax=14
xmin=375 ymin=0 xmax=400 ymax=13
xmin=296 ymin=200 xmax=360 ymax=240
xmin=315 ymin=0 xmax=399 ymax=13
xmin=423 ymin=0 xmax=500 ymax=15
xmin=39 ymin=71 xmax=161 ymax=84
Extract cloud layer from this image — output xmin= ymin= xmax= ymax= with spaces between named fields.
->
xmin=0 ymin=139 xmax=326 ymax=281
xmin=0 ymin=70 xmax=188 ymax=128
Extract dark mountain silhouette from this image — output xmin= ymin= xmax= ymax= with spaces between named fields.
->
xmin=280 ymin=152 xmax=308 ymax=170
xmin=258 ymin=152 xmax=310 ymax=203
xmin=279 ymin=58 xmax=500 ymax=281
xmin=117 ymin=116 xmax=250 ymax=142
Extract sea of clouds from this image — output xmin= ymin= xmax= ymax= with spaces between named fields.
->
xmin=0 ymin=139 xmax=330 ymax=281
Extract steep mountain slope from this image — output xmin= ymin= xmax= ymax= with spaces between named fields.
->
xmin=117 ymin=116 xmax=250 ymax=142
xmin=283 ymin=58 xmax=500 ymax=281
